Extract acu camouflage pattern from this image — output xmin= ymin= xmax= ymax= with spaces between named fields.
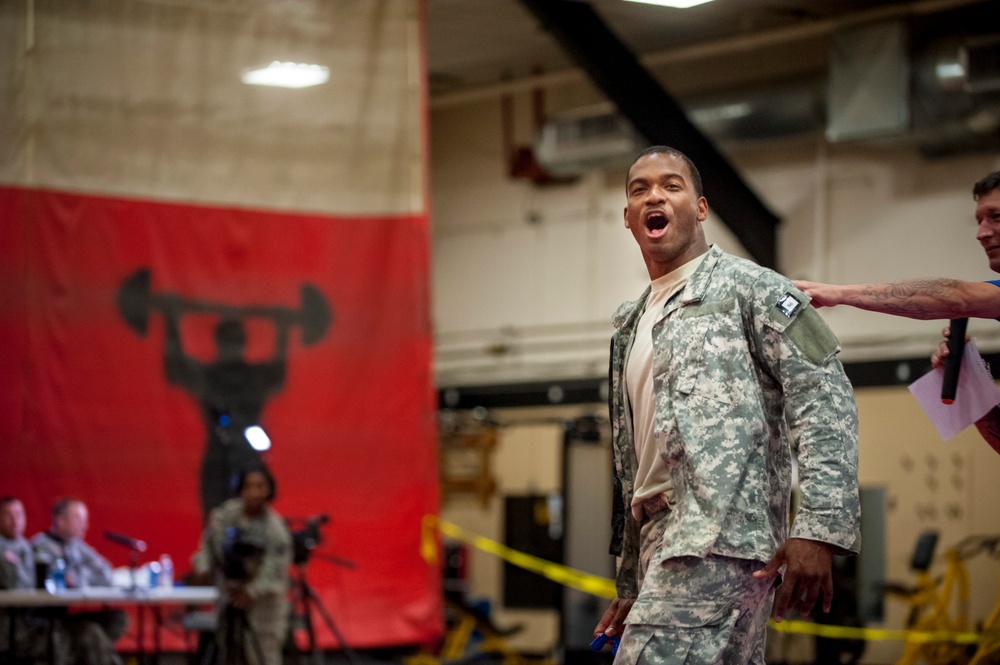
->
xmin=31 ymin=531 xmax=114 ymax=588
xmin=615 ymin=515 xmax=773 ymax=665
xmin=29 ymin=533 xmax=127 ymax=664
xmin=0 ymin=534 xmax=69 ymax=662
xmin=0 ymin=534 xmax=34 ymax=589
xmin=193 ymin=497 xmax=292 ymax=665
xmin=608 ymin=246 xmax=861 ymax=601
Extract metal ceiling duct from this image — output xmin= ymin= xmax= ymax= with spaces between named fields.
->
xmin=913 ymin=34 xmax=1000 ymax=157
xmin=534 ymin=25 xmax=1000 ymax=178
xmin=533 ymin=79 xmax=826 ymax=178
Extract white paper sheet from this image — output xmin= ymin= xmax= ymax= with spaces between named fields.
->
xmin=908 ymin=339 xmax=1000 ymax=440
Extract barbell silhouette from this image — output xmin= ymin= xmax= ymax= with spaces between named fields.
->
xmin=116 ymin=269 xmax=332 ymax=346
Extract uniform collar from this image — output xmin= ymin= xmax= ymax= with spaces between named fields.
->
xmin=676 ymin=244 xmax=723 ymax=306
xmin=611 ymin=245 xmax=724 ymax=330
xmin=611 ymin=287 xmax=650 ymax=331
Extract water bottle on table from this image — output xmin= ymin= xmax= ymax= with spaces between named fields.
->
xmin=159 ymin=554 xmax=174 ymax=587
xmin=148 ymin=561 xmax=161 ymax=588
xmin=47 ymin=558 xmax=67 ymax=592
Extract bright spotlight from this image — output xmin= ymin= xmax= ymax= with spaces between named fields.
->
xmin=245 ymin=425 xmax=272 ymax=451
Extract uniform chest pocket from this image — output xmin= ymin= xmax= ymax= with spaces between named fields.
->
xmin=664 ymin=299 xmax=754 ymax=405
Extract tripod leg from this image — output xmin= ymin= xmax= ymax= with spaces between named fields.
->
xmin=301 ymin=580 xmax=360 ymax=665
xmin=224 ymin=609 xmax=236 ymax=665
xmin=301 ymin=591 xmax=321 ymax=665
xmin=198 ymin=634 xmax=218 ymax=665
xmin=286 ymin=578 xmax=320 ymax=665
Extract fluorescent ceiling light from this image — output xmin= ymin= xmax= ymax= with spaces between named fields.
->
xmin=623 ymin=0 xmax=715 ymax=8
xmin=935 ymin=62 xmax=965 ymax=80
xmin=241 ymin=61 xmax=330 ymax=88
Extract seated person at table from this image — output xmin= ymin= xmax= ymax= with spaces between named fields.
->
xmin=0 ymin=496 xmax=70 ymax=662
xmin=1 ymin=497 xmax=33 ymax=590
xmin=31 ymin=498 xmax=127 ymax=665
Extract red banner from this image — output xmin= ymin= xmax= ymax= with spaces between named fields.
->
xmin=0 ymin=185 xmax=442 ymax=649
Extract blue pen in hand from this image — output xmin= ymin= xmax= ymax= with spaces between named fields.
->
xmin=590 ymin=633 xmax=621 ymax=656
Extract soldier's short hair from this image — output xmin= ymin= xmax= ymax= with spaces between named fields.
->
xmin=627 ymin=146 xmax=704 ymax=198
xmin=51 ymin=497 xmax=83 ymax=522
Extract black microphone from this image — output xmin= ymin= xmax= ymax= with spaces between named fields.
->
xmin=941 ymin=318 xmax=968 ymax=405
xmin=104 ymin=530 xmax=147 ymax=552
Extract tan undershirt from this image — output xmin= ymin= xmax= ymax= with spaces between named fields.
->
xmin=625 ymin=252 xmax=706 ymax=520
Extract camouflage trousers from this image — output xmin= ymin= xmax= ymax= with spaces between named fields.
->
xmin=615 ymin=511 xmax=774 ymax=665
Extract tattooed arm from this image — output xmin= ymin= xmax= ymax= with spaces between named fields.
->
xmin=793 ymin=278 xmax=1000 ymax=320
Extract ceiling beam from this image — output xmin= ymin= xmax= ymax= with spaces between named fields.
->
xmin=432 ymin=0 xmax=988 ymax=109
xmin=518 ymin=0 xmax=779 ymax=269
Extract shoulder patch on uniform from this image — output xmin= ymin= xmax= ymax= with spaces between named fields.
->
xmin=775 ymin=292 xmax=801 ymax=318
xmin=785 ymin=307 xmax=840 ymax=365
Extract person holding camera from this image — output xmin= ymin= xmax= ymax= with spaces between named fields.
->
xmin=192 ymin=466 xmax=292 ymax=665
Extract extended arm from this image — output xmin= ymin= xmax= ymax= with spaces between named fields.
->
xmin=259 ymin=319 xmax=291 ymax=395
xmin=191 ymin=510 xmax=221 ymax=578
xmin=160 ymin=296 xmax=204 ymax=391
xmin=794 ymin=278 xmax=1000 ymax=320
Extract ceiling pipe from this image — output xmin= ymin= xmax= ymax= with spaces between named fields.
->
xmin=502 ymin=68 xmax=578 ymax=185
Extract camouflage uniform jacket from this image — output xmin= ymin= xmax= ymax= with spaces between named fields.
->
xmin=30 ymin=531 xmax=113 ymax=588
xmin=192 ymin=498 xmax=292 ymax=604
xmin=0 ymin=535 xmax=34 ymax=589
xmin=608 ymin=246 xmax=860 ymax=599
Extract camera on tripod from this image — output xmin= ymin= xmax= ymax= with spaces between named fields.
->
xmin=288 ymin=513 xmax=329 ymax=566
xmin=220 ymin=526 xmax=265 ymax=581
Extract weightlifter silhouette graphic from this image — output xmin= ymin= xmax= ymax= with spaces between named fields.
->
xmin=117 ymin=269 xmax=332 ymax=518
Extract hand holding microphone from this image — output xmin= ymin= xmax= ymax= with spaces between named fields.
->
xmin=941 ymin=318 xmax=969 ymax=405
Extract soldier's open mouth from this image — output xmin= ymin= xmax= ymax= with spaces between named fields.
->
xmin=646 ymin=212 xmax=668 ymax=231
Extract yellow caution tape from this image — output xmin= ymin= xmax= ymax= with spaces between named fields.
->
xmin=768 ymin=619 xmax=1000 ymax=645
xmin=422 ymin=516 xmax=1000 ymax=645
xmin=422 ymin=516 xmax=617 ymax=599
